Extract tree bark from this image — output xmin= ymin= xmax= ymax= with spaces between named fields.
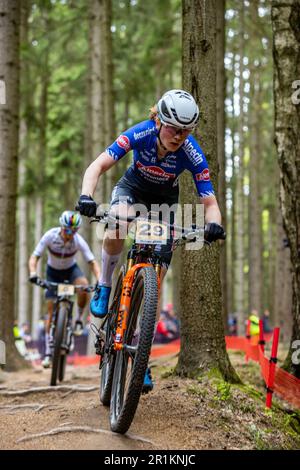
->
xmin=234 ymin=0 xmax=245 ymax=334
xmin=17 ymin=0 xmax=30 ymax=328
xmin=31 ymin=9 xmax=50 ymax=340
xmin=31 ymin=197 xmax=43 ymax=340
xmin=171 ymin=249 xmax=182 ymax=319
xmin=102 ymin=0 xmax=116 ymax=196
xmin=248 ymin=71 xmax=263 ymax=314
xmin=177 ymin=0 xmax=239 ymax=382
xmin=216 ymin=0 xmax=228 ymax=329
xmin=228 ymin=60 xmax=237 ymax=317
xmin=271 ymin=0 xmax=300 ymax=377
xmin=0 ymin=0 xmax=28 ymax=370
xmin=273 ymin=201 xmax=293 ymax=342
xmin=88 ymin=0 xmax=106 ymax=256
xmin=248 ymin=0 xmax=263 ymax=315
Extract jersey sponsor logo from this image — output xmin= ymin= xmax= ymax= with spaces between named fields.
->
xmin=140 ymin=149 xmax=155 ymax=161
xmin=133 ymin=127 xmax=154 ymax=140
xmin=199 ymin=190 xmax=215 ymax=198
xmin=136 ymin=161 xmax=176 ymax=181
xmin=161 ymin=161 xmax=176 ymax=169
xmin=140 ymin=153 xmax=150 ymax=161
xmin=106 ymin=149 xmax=119 ymax=161
xmin=195 ymin=168 xmax=210 ymax=181
xmin=183 ymin=139 xmax=204 ymax=166
xmin=117 ymin=135 xmax=131 ymax=152
xmin=166 ymin=154 xmax=176 ymax=160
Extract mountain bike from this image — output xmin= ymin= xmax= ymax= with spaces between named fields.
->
xmin=33 ymin=279 xmax=95 ymax=386
xmin=90 ymin=209 xmax=225 ymax=434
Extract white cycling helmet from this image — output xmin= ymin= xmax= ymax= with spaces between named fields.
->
xmin=59 ymin=210 xmax=82 ymax=229
xmin=157 ymin=89 xmax=199 ymax=129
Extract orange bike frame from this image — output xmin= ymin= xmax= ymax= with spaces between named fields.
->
xmin=114 ymin=263 xmax=161 ymax=351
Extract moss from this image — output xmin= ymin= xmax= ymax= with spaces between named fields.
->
xmin=186 ymin=384 xmax=207 ymax=398
xmin=160 ymin=367 xmax=176 ymax=379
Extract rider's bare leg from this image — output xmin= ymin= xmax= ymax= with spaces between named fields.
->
xmin=73 ymin=276 xmax=88 ymax=321
xmin=45 ymin=300 xmax=54 ymax=356
xmin=100 ymin=203 xmax=136 ymax=285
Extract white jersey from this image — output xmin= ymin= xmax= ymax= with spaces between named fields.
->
xmin=33 ymin=227 xmax=95 ymax=270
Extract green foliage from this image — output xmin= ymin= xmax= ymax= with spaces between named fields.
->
xmin=20 ymin=0 xmax=182 ymax=250
xmin=215 ymin=381 xmax=232 ymax=401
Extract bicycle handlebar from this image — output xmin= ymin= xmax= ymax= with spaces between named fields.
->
xmin=32 ymin=278 xmax=96 ymax=292
xmin=90 ymin=209 xmax=226 ymax=243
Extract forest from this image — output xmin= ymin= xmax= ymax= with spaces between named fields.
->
xmin=0 ymin=0 xmax=299 ymax=452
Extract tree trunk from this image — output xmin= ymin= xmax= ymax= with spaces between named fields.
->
xmin=88 ymin=0 xmax=106 ymax=273
xmin=31 ymin=13 xmax=50 ymax=339
xmin=228 ymin=62 xmax=237 ymax=316
xmin=0 ymin=0 xmax=27 ymax=370
xmin=273 ymin=202 xmax=293 ymax=342
xmin=234 ymin=0 xmax=245 ymax=334
xmin=171 ymin=249 xmax=181 ymax=319
xmin=216 ymin=0 xmax=228 ymax=330
xmin=102 ymin=0 xmax=116 ymax=196
xmin=31 ymin=197 xmax=43 ymax=341
xmin=248 ymin=69 xmax=263 ymax=314
xmin=271 ymin=0 xmax=300 ymax=377
xmin=17 ymin=0 xmax=30 ymax=328
xmin=177 ymin=0 xmax=239 ymax=382
xmin=17 ymin=157 xmax=30 ymax=327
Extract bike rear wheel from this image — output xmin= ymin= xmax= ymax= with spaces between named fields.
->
xmin=110 ymin=266 xmax=158 ymax=434
xmin=100 ymin=266 xmax=125 ymax=406
xmin=51 ymin=302 xmax=68 ymax=386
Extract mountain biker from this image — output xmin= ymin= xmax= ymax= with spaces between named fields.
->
xmin=28 ymin=211 xmax=101 ymax=368
xmin=77 ymin=89 xmax=225 ymax=391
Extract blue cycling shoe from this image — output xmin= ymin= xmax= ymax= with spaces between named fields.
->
xmin=90 ymin=285 xmax=111 ymax=318
xmin=142 ymin=367 xmax=153 ymax=394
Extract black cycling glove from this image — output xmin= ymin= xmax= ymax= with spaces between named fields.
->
xmin=76 ymin=195 xmax=97 ymax=217
xmin=205 ymin=223 xmax=226 ymax=243
xmin=29 ymin=273 xmax=39 ymax=285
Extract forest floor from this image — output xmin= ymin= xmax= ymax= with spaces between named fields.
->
xmin=0 ymin=348 xmax=300 ymax=451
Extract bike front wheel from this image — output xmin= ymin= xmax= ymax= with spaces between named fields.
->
xmin=100 ymin=266 xmax=125 ymax=406
xmin=110 ymin=266 xmax=158 ymax=434
xmin=50 ymin=302 xmax=68 ymax=386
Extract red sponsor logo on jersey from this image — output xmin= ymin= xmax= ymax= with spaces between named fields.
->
xmin=195 ymin=168 xmax=210 ymax=182
xmin=117 ymin=135 xmax=130 ymax=152
xmin=136 ymin=161 xmax=176 ymax=180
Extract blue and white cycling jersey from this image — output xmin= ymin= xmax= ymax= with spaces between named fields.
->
xmin=105 ymin=120 xmax=215 ymax=199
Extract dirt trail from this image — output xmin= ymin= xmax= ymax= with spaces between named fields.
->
xmin=0 ymin=355 xmax=191 ymax=450
xmin=0 ymin=352 xmax=299 ymax=450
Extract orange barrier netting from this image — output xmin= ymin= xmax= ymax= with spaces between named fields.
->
xmin=65 ymin=328 xmax=300 ymax=409
xmin=226 ymin=327 xmax=300 ymax=409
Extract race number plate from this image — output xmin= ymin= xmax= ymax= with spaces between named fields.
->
xmin=58 ymin=284 xmax=75 ymax=296
xmin=135 ymin=220 xmax=168 ymax=245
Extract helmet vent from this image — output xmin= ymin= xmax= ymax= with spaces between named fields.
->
xmin=161 ymin=100 xmax=171 ymax=118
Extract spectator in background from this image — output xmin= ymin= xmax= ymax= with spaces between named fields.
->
xmin=154 ymin=312 xmax=174 ymax=343
xmin=228 ymin=314 xmax=238 ymax=336
xmin=249 ymin=310 xmax=260 ymax=337
xmin=20 ymin=322 xmax=32 ymax=344
xmin=13 ymin=321 xmax=28 ymax=358
xmin=261 ymin=309 xmax=273 ymax=333
xmin=154 ymin=303 xmax=180 ymax=343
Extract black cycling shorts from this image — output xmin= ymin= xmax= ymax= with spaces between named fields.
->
xmin=45 ymin=263 xmax=84 ymax=299
xmin=110 ymin=176 xmax=178 ymax=268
